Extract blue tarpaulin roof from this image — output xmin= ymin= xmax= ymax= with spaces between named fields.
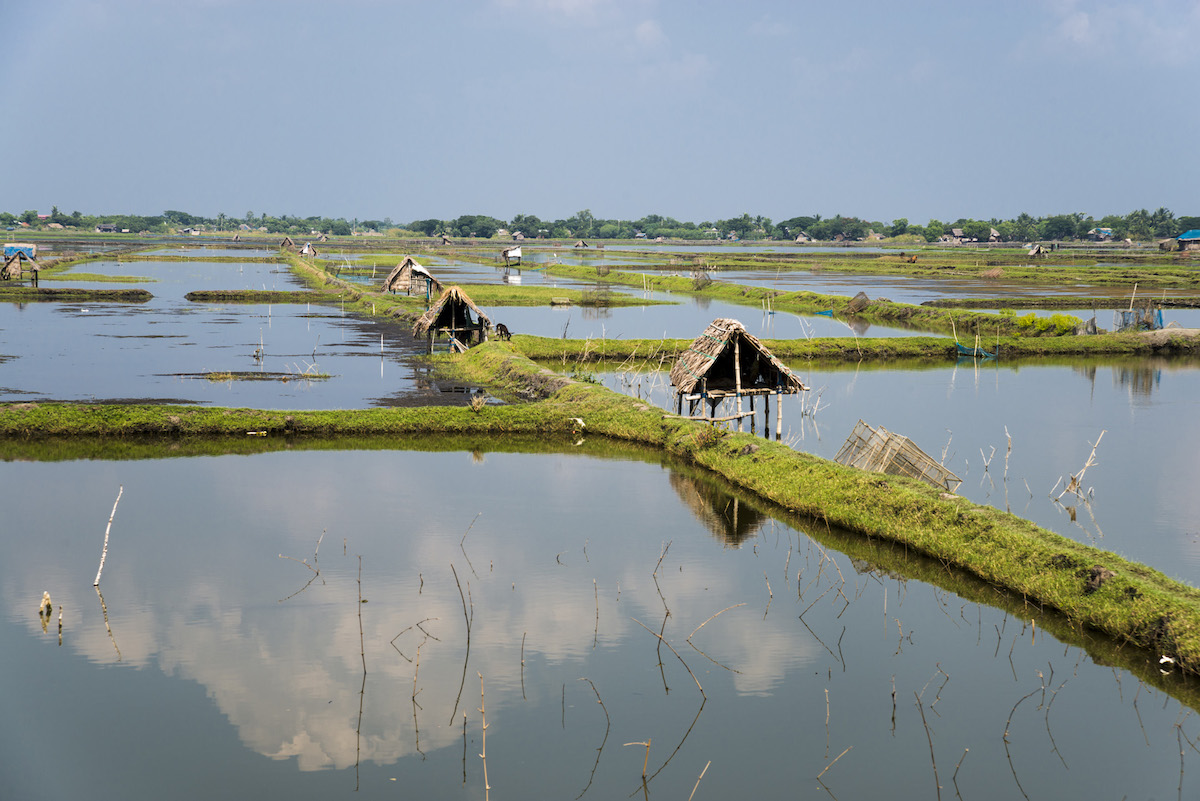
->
xmin=1179 ymin=229 xmax=1200 ymax=241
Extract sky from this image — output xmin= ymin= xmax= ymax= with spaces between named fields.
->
xmin=2 ymin=0 xmax=1197 ymax=226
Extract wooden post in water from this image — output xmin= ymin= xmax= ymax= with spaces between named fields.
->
xmin=775 ymin=387 xmax=783 ymax=441
xmin=763 ymin=393 xmax=770 ymax=440
xmin=733 ymin=337 xmax=743 ymax=433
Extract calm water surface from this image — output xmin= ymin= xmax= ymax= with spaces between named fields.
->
xmin=4 ymin=258 xmax=1200 ymax=799
xmin=2 ymin=449 xmax=1197 ymax=800
xmin=0 ymin=260 xmax=481 ymax=408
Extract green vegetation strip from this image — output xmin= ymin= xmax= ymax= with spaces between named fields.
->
xmin=0 ymin=287 xmax=153 ymax=302
xmin=3 ymin=342 xmax=1199 ymax=677
xmin=540 ymin=263 xmax=1042 ymax=337
xmin=185 ymin=290 xmax=331 ymax=303
xmin=505 ymin=329 xmax=1199 ymax=366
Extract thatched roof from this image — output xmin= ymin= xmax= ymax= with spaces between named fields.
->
xmin=383 ymin=256 xmax=442 ymax=296
xmin=669 ymin=318 xmax=806 ymax=395
xmin=412 ymin=286 xmax=492 ymax=337
xmin=279 ymin=236 xmax=295 ymax=250
xmin=3 ymin=252 xmax=35 ymax=280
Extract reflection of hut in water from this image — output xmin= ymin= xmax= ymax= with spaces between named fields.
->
xmin=1115 ymin=363 xmax=1161 ymax=397
xmin=670 ymin=318 xmax=807 ymax=439
xmin=668 ymin=472 xmax=765 ymax=547
xmin=382 ymin=256 xmax=442 ymax=299
xmin=412 ymin=286 xmax=492 ymax=353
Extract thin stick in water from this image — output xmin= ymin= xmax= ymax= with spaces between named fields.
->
xmin=93 ymin=485 xmax=124 ymax=587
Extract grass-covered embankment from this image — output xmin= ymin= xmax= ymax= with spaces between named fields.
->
xmin=3 ymin=341 xmax=1199 ymax=678
xmin=0 ymin=287 xmax=153 ymax=302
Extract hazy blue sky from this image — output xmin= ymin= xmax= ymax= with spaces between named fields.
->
xmin=3 ymin=0 xmax=1196 ymax=225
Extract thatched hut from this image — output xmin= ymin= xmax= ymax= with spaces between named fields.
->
xmin=382 ymin=256 xmax=442 ymax=299
xmin=501 ymin=246 xmax=522 ymax=265
xmin=412 ymin=286 xmax=492 ymax=352
xmin=2 ymin=251 xmax=37 ymax=283
xmin=279 ymin=236 xmax=296 ymax=252
xmin=669 ymin=318 xmax=807 ymax=439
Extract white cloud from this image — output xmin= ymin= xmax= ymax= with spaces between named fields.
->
xmin=1034 ymin=0 xmax=1200 ymax=66
xmin=634 ymin=18 xmax=667 ymax=49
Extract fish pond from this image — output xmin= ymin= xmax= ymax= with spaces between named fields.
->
xmin=4 ymin=444 xmax=1200 ymax=801
xmin=3 ymin=255 xmax=1200 ymax=799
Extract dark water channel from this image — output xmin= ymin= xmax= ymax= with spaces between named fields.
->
xmin=3 ymin=446 xmax=1198 ymax=800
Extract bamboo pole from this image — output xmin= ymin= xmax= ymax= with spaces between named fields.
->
xmin=775 ymin=389 xmax=783 ymax=441
xmin=93 ymin=486 xmax=123 ymax=587
xmin=733 ymin=337 xmax=743 ymax=432
xmin=763 ymin=392 xmax=770 ymax=440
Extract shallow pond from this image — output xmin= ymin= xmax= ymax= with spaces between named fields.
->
xmin=494 ymin=290 xmax=923 ymax=341
xmin=0 ymin=260 xmax=482 ymax=408
xmin=3 ymin=446 xmax=1198 ymax=800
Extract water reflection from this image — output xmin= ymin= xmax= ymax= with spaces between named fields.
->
xmin=3 ymin=446 xmax=1199 ymax=800
xmin=668 ymin=472 xmax=766 ymax=546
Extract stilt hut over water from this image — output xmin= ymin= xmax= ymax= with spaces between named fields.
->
xmin=2 ymin=251 xmax=38 ymax=283
xmin=669 ymin=318 xmax=807 ymax=439
xmin=383 ymin=256 xmax=442 ymax=299
xmin=412 ymin=286 xmax=492 ymax=353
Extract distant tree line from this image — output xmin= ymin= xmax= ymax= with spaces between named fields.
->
xmin=3 ymin=206 xmax=1196 ymax=243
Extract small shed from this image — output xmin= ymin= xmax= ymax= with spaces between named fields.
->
xmin=4 ymin=243 xmax=37 ymax=259
xmin=382 ymin=256 xmax=442 ymax=299
xmin=299 ymin=242 xmax=318 ymax=257
xmin=1178 ymin=230 xmax=1200 ymax=252
xmin=280 ymin=236 xmax=296 ymax=252
xmin=670 ymin=318 xmax=807 ymax=439
xmin=2 ymin=251 xmax=38 ymax=282
xmin=412 ymin=286 xmax=492 ymax=353
xmin=501 ymin=246 xmax=522 ymax=265
xmin=574 ymin=240 xmax=589 ymax=248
